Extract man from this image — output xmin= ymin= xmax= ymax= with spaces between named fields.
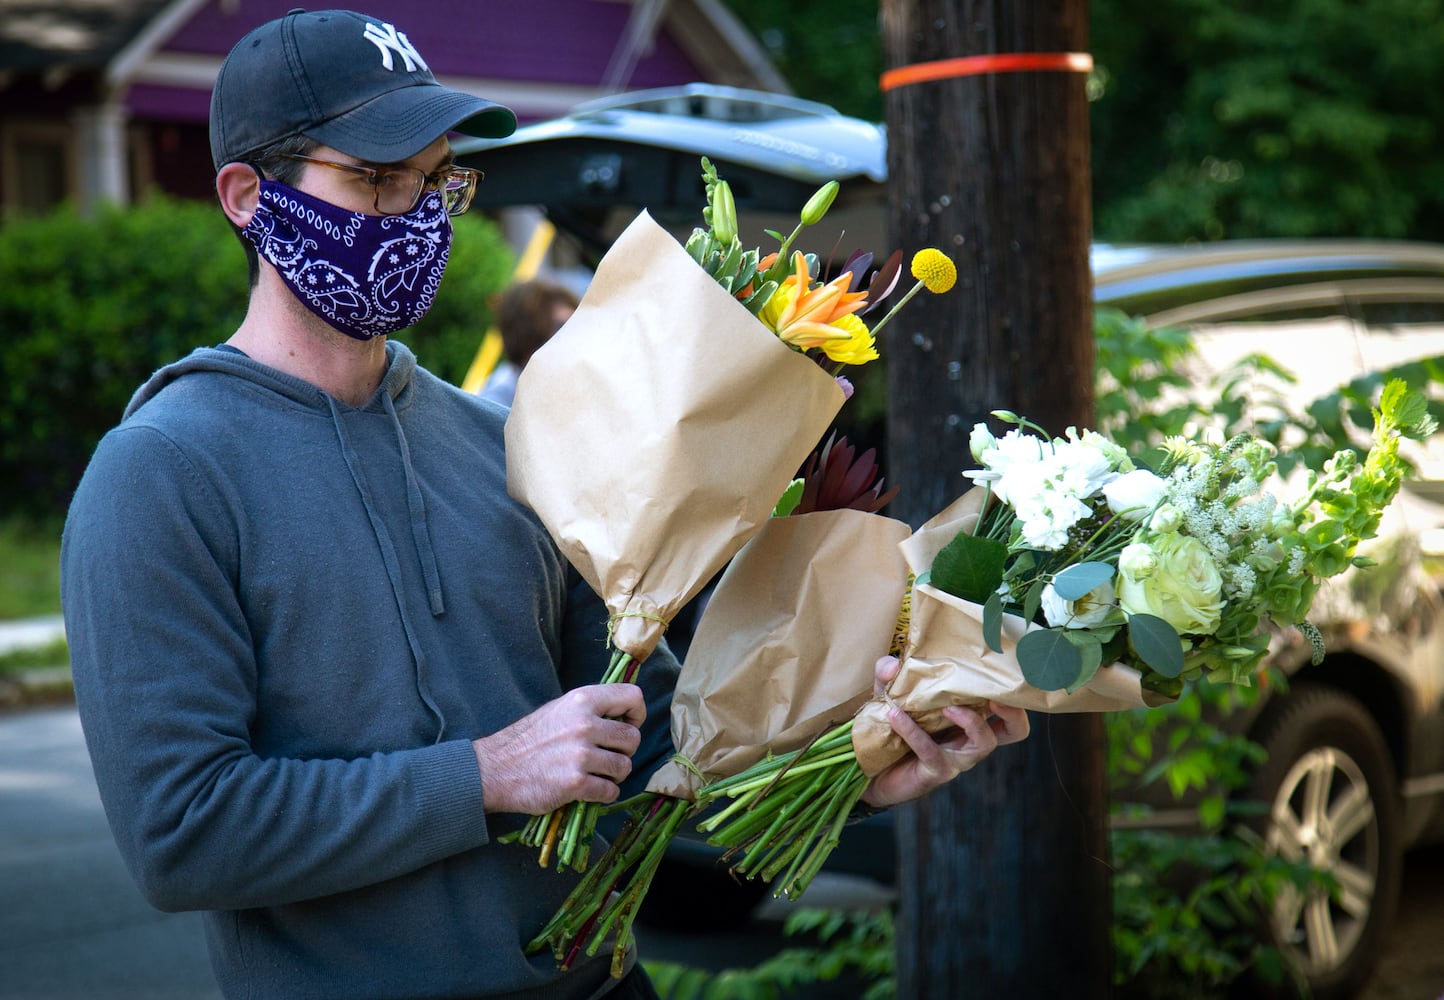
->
xmin=60 ymin=9 xmax=1026 ymax=999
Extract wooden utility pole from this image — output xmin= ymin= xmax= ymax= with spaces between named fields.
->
xmin=879 ymin=1 xmax=1108 ymax=997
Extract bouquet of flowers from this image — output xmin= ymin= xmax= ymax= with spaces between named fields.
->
xmin=526 ymin=436 xmax=910 ymax=976
xmin=705 ymin=379 xmax=1433 ymax=892
xmin=504 ymin=159 xmax=955 ymax=870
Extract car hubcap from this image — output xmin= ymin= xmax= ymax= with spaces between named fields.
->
xmin=1266 ymin=746 xmax=1379 ymax=977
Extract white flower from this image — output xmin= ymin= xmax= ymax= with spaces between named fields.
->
xmin=1068 ymin=427 xmax=1133 ymax=472
xmin=1050 ymin=438 xmax=1119 ymax=498
xmin=965 ymin=428 xmax=1046 ymax=503
xmin=1104 ymin=470 xmax=1167 ymax=522
xmin=1041 ymin=580 xmax=1121 ymax=629
xmin=1118 ymin=532 xmax=1225 ymax=635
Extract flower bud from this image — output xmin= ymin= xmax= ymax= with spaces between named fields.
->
xmin=969 ymin=423 xmax=996 ymax=463
xmin=1119 ymin=542 xmax=1158 ymax=579
xmin=800 ymin=180 xmax=840 ymax=226
xmin=710 ymin=180 xmax=737 ymax=245
xmin=1149 ymin=503 xmax=1183 ymax=534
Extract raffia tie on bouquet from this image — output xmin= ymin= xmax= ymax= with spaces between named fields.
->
xmin=851 ymin=488 xmax=1175 ymax=776
xmin=502 ymin=210 xmax=845 ymax=872
xmin=527 ymin=509 xmax=910 ymax=975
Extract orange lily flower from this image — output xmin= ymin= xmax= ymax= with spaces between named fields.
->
xmin=759 ymin=251 xmax=872 ymax=354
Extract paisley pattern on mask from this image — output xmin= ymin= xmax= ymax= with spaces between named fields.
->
xmin=243 ymin=180 xmax=453 ymax=340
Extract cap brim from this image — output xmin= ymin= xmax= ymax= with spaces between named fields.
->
xmin=307 ymin=84 xmax=517 ymax=163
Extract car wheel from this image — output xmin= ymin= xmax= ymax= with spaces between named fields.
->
xmin=1243 ymin=684 xmax=1402 ymax=1000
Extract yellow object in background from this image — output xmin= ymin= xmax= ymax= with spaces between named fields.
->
xmin=460 ymin=218 xmax=557 ymax=394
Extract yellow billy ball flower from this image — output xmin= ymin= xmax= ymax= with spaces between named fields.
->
xmin=910 ymin=248 xmax=957 ymax=294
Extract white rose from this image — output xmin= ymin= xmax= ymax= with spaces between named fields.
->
xmin=1041 ymin=580 xmax=1122 ymax=629
xmin=1118 ymin=532 xmax=1225 ymax=635
xmin=1104 ymin=470 xmax=1167 ymax=522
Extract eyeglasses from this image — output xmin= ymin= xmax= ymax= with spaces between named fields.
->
xmin=277 ymin=154 xmax=482 ymax=216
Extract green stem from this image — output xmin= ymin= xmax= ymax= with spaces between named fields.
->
xmin=781 ymin=767 xmax=870 ymax=898
xmin=861 ymin=279 xmax=925 ymax=343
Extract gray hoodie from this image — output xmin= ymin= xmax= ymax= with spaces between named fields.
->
xmin=61 ymin=341 xmax=676 ymax=999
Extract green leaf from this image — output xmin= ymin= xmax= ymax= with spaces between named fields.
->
xmin=929 ymin=532 xmax=1008 ymax=605
xmin=1053 ymin=561 xmax=1116 ymax=600
xmin=1128 ymin=613 xmax=1185 ymax=678
xmin=1017 ymin=628 xmax=1084 ymax=690
xmin=772 ymin=479 xmax=804 ymax=517
xmin=1064 ymin=630 xmax=1105 ymax=691
xmin=1022 ymin=580 xmax=1044 ymax=624
xmin=983 ymin=591 xmax=1004 ymax=652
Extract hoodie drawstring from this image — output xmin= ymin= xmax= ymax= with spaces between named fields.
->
xmin=327 ymin=394 xmax=447 ymax=740
xmin=383 ymin=391 xmax=446 ymax=617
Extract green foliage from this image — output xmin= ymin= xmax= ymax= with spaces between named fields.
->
xmin=0 ymin=517 xmax=62 ymax=617
xmin=1090 ymin=0 xmax=1444 ymax=242
xmin=0 ymin=196 xmax=247 ymax=519
xmin=1 ymin=198 xmax=512 ymax=519
xmin=723 ymin=0 xmax=1444 ymax=243
xmin=1107 ymin=676 xmax=1317 ymax=998
xmin=0 ymin=637 xmax=68 ymax=675
xmin=718 ymin=0 xmax=884 ymax=123
xmin=645 ymin=907 xmax=894 ymax=1000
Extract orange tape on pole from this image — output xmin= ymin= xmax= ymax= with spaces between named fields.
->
xmin=880 ymin=52 xmax=1093 ymax=92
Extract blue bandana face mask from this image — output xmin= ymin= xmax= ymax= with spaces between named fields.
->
xmin=241 ymin=179 xmax=453 ymax=341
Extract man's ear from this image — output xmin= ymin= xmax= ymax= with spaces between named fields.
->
xmin=216 ymin=163 xmax=261 ymax=228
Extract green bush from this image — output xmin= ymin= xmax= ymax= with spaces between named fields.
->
xmin=1 ymin=198 xmax=247 ymax=519
xmin=1 ymin=198 xmax=513 ymax=520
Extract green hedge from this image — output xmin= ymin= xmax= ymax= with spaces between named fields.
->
xmin=1 ymin=197 xmax=513 ymax=520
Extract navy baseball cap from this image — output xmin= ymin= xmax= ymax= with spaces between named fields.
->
xmin=209 ymin=8 xmax=517 ymax=168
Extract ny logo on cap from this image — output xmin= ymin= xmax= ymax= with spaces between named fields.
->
xmin=362 ymin=21 xmax=429 ymax=73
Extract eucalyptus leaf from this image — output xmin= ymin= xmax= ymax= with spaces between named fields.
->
xmin=1128 ymin=613 xmax=1185 ymax=678
xmin=1053 ymin=562 xmax=1116 ymax=601
xmin=1063 ymin=631 xmax=1104 ymax=692
xmin=983 ymin=591 xmax=1004 ymax=653
xmin=1023 ymin=581 xmax=1043 ymax=625
xmin=929 ymin=533 xmax=1008 ymax=605
xmin=1017 ymin=629 xmax=1084 ymax=691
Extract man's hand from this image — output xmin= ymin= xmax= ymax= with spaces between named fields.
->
xmin=471 ymin=684 xmax=645 ymax=815
xmin=860 ymin=656 xmax=1030 ymax=810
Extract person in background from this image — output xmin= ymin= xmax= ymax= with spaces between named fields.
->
xmin=479 ymin=278 xmax=580 ymax=407
xmin=58 ymin=9 xmax=1028 ymax=1000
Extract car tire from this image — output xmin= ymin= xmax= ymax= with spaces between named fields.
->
xmin=1241 ymin=684 xmax=1402 ymax=1000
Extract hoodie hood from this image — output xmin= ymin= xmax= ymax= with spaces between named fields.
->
xmin=124 ymin=340 xmax=419 ymax=420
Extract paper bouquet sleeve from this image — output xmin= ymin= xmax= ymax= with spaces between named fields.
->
xmin=851 ymin=488 xmax=1172 ymax=777
xmin=505 ymin=211 xmax=845 ymax=660
xmin=647 ymin=508 xmax=912 ymax=799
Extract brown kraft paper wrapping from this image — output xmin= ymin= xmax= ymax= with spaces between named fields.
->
xmin=851 ymin=488 xmax=1173 ymax=778
xmin=647 ymin=508 xmax=911 ymax=800
xmin=505 ymin=211 xmax=846 ymax=660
